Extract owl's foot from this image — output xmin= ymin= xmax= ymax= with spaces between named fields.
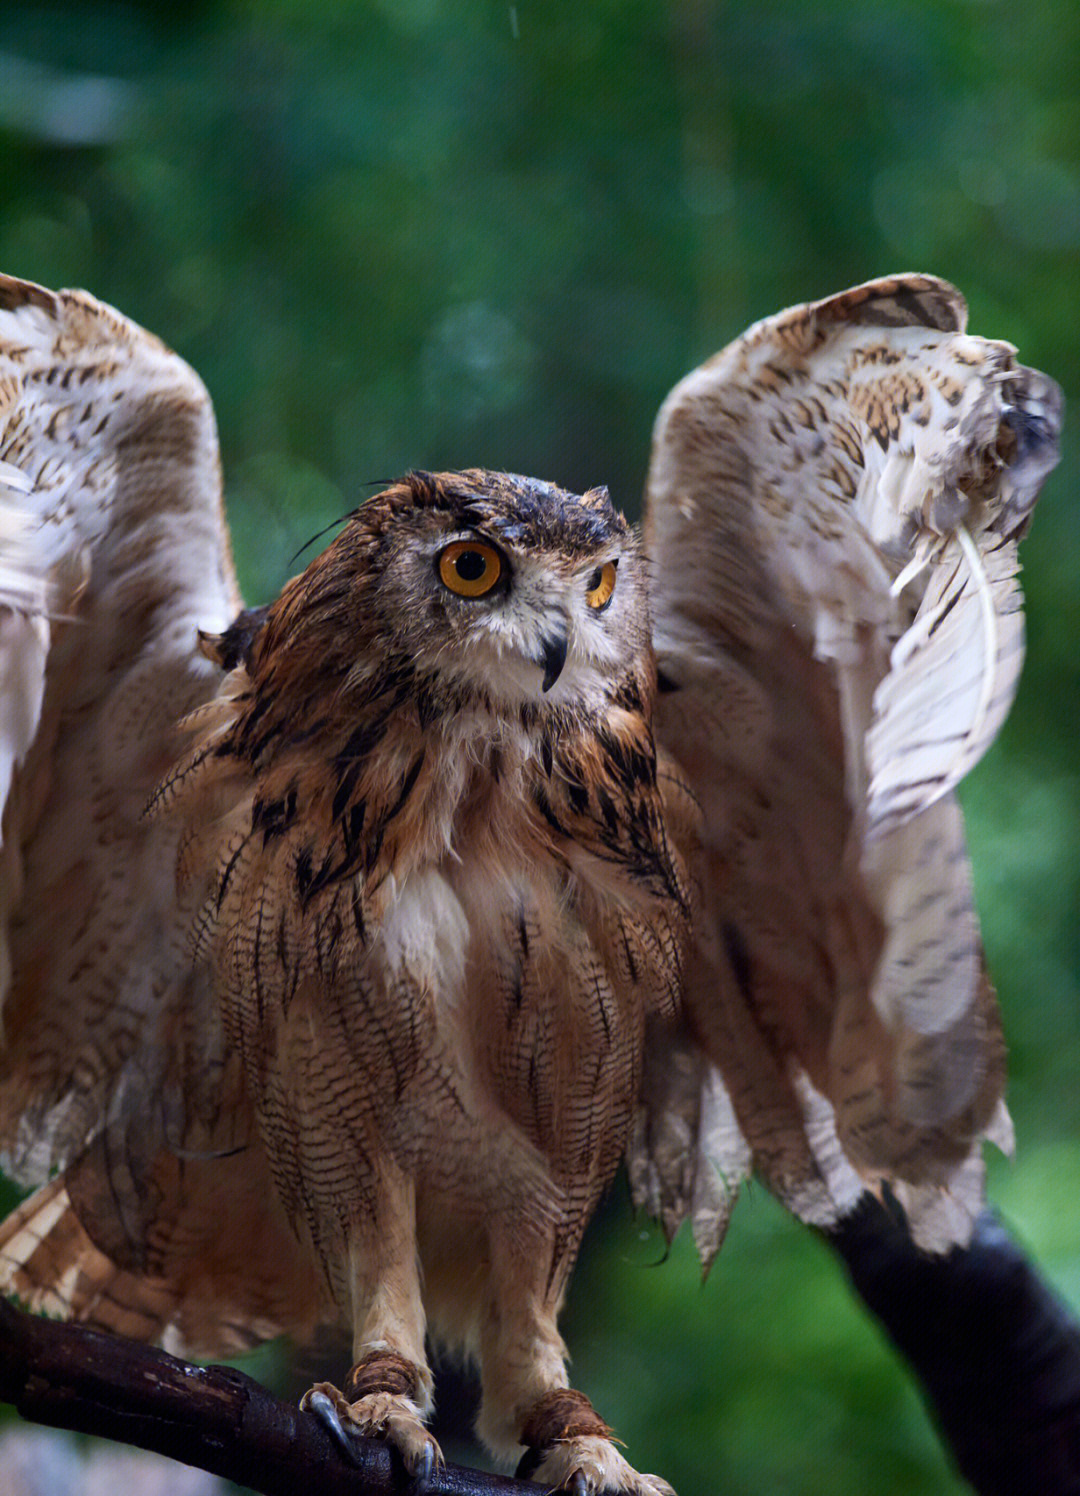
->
xmin=515 ymin=1390 xmax=675 ymax=1496
xmin=302 ymin=1355 xmax=442 ymax=1481
xmin=519 ymin=1437 xmax=676 ymax=1496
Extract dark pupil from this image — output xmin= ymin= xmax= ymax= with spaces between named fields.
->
xmin=456 ymin=549 xmax=488 ymax=581
xmin=587 ymin=568 xmax=603 ymax=591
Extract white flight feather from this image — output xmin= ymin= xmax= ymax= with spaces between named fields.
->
xmin=955 ymin=522 xmax=999 ymax=761
xmin=889 ymin=545 xmax=933 ymax=598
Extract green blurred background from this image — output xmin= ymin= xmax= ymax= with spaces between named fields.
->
xmin=0 ymin=3 xmax=1077 ymax=1492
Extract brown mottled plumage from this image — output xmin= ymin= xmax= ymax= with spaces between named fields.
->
xmin=0 ymin=272 xmax=1062 ymax=1493
xmin=147 ymin=468 xmax=687 ymax=1487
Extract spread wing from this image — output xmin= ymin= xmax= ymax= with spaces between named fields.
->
xmin=0 ymin=275 xmax=330 ymax=1351
xmin=639 ymin=275 xmax=1061 ymax=1262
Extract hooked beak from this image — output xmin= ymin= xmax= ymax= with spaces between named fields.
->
xmin=538 ymin=628 xmax=569 ymax=693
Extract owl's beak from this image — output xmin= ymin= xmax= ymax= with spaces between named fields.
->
xmin=538 ymin=628 xmax=568 ymax=692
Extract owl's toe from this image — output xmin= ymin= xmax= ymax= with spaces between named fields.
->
xmin=301 ymin=1381 xmax=443 ymax=1479
xmin=302 ymin=1385 xmax=358 ymax=1462
xmin=520 ymin=1435 xmax=675 ymax=1495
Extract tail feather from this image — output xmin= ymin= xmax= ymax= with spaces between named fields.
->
xmin=0 ymin=1179 xmax=179 ymax=1341
xmin=0 ymin=1140 xmax=336 ymax=1358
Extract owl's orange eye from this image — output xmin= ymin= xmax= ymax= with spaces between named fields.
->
xmin=438 ymin=540 xmax=504 ymax=598
xmin=585 ymin=560 xmax=617 ymax=611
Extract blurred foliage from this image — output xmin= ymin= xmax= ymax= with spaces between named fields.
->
xmin=0 ymin=2 xmax=1078 ymax=1493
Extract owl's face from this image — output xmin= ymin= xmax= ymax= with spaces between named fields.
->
xmin=355 ymin=470 xmax=651 ymax=712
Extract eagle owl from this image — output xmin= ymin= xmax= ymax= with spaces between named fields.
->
xmin=0 ymin=272 xmax=1061 ymax=1493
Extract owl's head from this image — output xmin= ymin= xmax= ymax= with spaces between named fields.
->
xmin=312 ymin=469 xmax=651 ymax=712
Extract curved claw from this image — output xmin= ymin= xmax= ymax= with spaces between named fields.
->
xmin=515 ymin=1447 xmax=542 ymax=1481
xmin=410 ymin=1438 xmax=437 ymax=1486
xmin=302 ymin=1387 xmax=362 ymax=1466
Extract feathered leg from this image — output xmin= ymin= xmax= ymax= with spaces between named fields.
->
xmin=303 ymin=1164 xmax=440 ymax=1478
xmin=477 ymin=1220 xmax=674 ymax=1496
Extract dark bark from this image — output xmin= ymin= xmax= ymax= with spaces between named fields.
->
xmin=828 ymin=1202 xmax=1080 ymax=1495
xmin=0 ymin=1296 xmax=532 ymax=1496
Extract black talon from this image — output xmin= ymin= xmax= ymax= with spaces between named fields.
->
xmin=515 ymin=1446 xmax=543 ymax=1480
xmin=410 ymin=1441 xmax=437 ymax=1488
xmin=305 ymin=1388 xmax=362 ymax=1466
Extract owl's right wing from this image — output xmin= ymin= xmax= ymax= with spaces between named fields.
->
xmin=0 ymin=275 xmax=329 ymax=1352
xmin=640 ymin=276 xmax=1061 ymax=1266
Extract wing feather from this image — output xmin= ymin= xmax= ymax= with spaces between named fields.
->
xmin=0 ymin=463 xmax=50 ymax=858
xmin=627 ymin=1019 xmax=749 ymax=1271
xmin=646 ymin=275 xmax=1060 ymax=1252
xmin=866 ymin=528 xmax=1026 ymax=830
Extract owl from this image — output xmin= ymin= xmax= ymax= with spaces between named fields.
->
xmin=0 ymin=272 xmax=1061 ymax=1494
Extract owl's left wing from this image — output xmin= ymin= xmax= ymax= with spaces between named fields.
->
xmin=639 ymin=275 xmax=1061 ymax=1264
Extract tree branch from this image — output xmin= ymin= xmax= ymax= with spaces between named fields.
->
xmin=828 ymin=1204 xmax=1080 ymax=1495
xmin=0 ymin=1296 xmax=533 ymax=1496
